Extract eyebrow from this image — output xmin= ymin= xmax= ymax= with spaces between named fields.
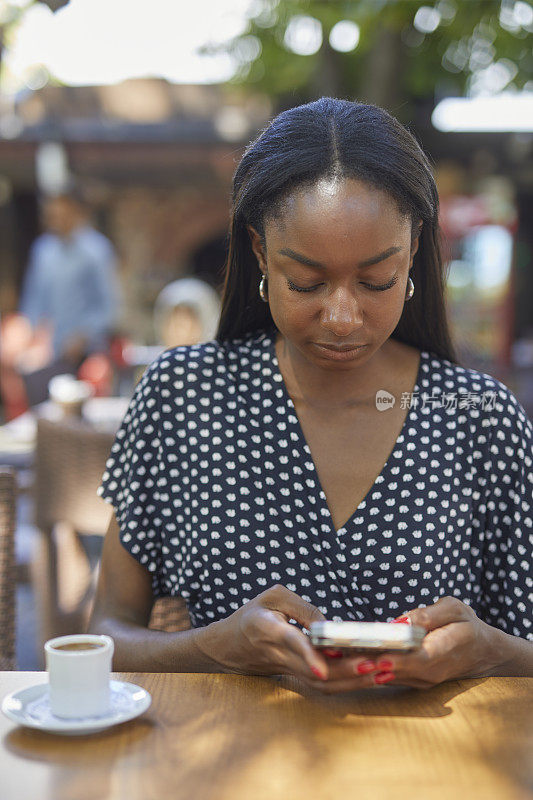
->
xmin=278 ymin=245 xmax=403 ymax=270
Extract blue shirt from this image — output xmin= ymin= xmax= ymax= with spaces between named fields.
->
xmin=100 ymin=329 xmax=533 ymax=639
xmin=20 ymin=224 xmax=119 ymax=357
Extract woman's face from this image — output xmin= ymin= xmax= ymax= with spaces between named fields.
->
xmin=249 ymin=177 xmax=420 ymax=371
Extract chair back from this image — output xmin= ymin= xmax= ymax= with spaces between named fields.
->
xmin=149 ymin=596 xmax=191 ymax=633
xmin=35 ymin=417 xmax=114 ymax=536
xmin=0 ymin=467 xmax=16 ymax=669
xmin=34 ymin=417 xmax=192 ymax=637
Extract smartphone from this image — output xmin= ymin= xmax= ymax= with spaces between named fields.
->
xmin=309 ymin=621 xmax=426 ymax=656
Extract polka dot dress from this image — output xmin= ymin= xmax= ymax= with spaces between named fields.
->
xmin=99 ymin=328 xmax=533 ymax=640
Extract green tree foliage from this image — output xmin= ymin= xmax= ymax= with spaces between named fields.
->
xmin=212 ymin=0 xmax=533 ymax=112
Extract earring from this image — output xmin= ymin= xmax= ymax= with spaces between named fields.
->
xmin=259 ymin=273 xmax=268 ymax=303
xmin=405 ymin=276 xmax=414 ymax=301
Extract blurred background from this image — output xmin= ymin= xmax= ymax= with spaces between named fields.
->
xmin=1 ymin=0 xmax=533 ymax=400
xmin=0 ymin=0 xmax=532 ymax=668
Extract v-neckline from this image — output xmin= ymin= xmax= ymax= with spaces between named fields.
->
xmin=266 ymin=330 xmax=426 ymax=537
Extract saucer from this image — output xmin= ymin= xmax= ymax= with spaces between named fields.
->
xmin=1 ymin=680 xmax=151 ymax=735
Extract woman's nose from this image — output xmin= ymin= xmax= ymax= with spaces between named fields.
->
xmin=320 ymin=287 xmax=364 ymax=337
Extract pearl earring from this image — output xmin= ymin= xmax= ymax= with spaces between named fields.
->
xmin=405 ymin=276 xmax=415 ymax=301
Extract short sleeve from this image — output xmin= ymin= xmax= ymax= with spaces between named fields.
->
xmin=20 ymin=239 xmax=47 ymax=324
xmin=98 ymin=358 xmax=168 ymax=597
xmin=479 ymin=385 xmax=533 ymax=640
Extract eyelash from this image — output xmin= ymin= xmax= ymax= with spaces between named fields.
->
xmin=287 ymin=276 xmax=398 ymax=293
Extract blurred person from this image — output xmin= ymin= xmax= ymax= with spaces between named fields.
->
xmin=90 ymin=98 xmax=532 ymax=689
xmin=19 ymin=189 xmax=120 ymax=370
xmin=0 ymin=313 xmax=39 ymax=419
xmin=121 ymin=278 xmax=221 ymax=393
xmin=154 ymin=277 xmax=221 ymax=348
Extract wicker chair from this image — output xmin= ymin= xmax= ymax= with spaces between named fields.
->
xmin=0 ymin=467 xmax=16 ymax=669
xmin=148 ymin=595 xmax=191 ymax=633
xmin=32 ymin=417 xmax=190 ymax=656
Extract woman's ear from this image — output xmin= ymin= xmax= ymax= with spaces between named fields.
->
xmin=409 ymin=221 xmax=422 ymax=268
xmin=247 ymin=225 xmax=267 ymax=273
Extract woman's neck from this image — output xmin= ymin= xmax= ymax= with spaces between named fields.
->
xmin=274 ymin=333 xmax=401 ymax=411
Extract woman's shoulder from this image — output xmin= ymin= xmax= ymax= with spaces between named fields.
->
xmin=146 ymin=328 xmax=275 ymax=382
xmin=421 ymin=350 xmax=500 ymax=390
xmin=422 ymin=349 xmax=512 ymax=396
xmin=421 ymin=350 xmax=532 ymax=434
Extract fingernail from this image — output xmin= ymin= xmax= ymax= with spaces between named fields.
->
xmin=374 ymin=671 xmax=395 ymax=684
xmin=356 ymin=660 xmax=377 ymax=675
xmin=311 ymin=666 xmax=326 ymax=680
xmin=392 ymin=615 xmax=411 ymax=624
xmin=322 ymin=648 xmax=343 ymax=659
xmin=377 ymin=659 xmax=394 ymax=671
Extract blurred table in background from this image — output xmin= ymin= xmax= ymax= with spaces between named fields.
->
xmin=1 ymin=672 xmax=532 ymax=800
xmin=0 ymin=397 xmax=129 ymax=467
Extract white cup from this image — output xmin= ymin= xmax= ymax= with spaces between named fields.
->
xmin=44 ymin=634 xmax=114 ymax=719
xmin=48 ymin=375 xmax=93 ymax=418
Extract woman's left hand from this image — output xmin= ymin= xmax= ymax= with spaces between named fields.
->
xmin=371 ymin=596 xmax=502 ymax=689
xmin=305 ymin=596 xmax=505 ymax=693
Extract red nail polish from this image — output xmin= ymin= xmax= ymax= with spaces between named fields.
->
xmin=356 ymin=660 xmax=376 ymax=675
xmin=392 ymin=615 xmax=410 ymax=624
xmin=377 ymin=659 xmax=394 ymax=671
xmin=311 ymin=666 xmax=326 ymax=680
xmin=322 ymin=648 xmax=343 ymax=659
xmin=374 ymin=671 xmax=395 ymax=684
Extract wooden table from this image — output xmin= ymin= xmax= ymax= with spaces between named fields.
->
xmin=1 ymin=672 xmax=532 ymax=800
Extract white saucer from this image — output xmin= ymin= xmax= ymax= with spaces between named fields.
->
xmin=1 ymin=680 xmax=151 ymax=735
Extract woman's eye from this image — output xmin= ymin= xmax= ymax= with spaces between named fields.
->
xmin=363 ymin=276 xmax=398 ymax=292
xmin=287 ymin=276 xmax=398 ymax=293
xmin=287 ymin=280 xmax=321 ymax=293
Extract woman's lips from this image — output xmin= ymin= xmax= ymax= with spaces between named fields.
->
xmin=313 ymin=343 xmax=368 ymax=361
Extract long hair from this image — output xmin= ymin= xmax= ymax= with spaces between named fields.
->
xmin=216 ymin=97 xmax=457 ymax=363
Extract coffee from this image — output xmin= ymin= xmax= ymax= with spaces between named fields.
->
xmin=45 ymin=634 xmax=114 ymax=719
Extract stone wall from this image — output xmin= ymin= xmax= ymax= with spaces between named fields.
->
xmin=107 ymin=183 xmax=230 ymax=342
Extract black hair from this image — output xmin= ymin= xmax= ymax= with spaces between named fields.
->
xmin=216 ymin=97 xmax=457 ymax=363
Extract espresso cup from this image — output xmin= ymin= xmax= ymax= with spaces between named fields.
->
xmin=44 ymin=634 xmax=114 ymax=719
xmin=48 ymin=375 xmax=93 ymax=418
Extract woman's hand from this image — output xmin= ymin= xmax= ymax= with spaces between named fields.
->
xmin=349 ymin=597 xmax=504 ymax=691
xmin=194 ymin=591 xmax=503 ymax=691
xmin=193 ymin=585 xmax=398 ymax=689
xmin=192 ymin=585 xmax=328 ymax=680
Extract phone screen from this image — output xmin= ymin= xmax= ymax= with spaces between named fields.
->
xmin=309 ymin=621 xmax=426 ymax=654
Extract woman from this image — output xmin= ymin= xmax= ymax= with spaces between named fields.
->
xmin=90 ymin=98 xmax=532 ymax=690
xmin=153 ymin=278 xmax=221 ymax=349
